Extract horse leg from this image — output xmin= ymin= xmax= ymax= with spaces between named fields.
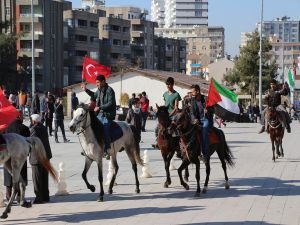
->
xmin=19 ymin=182 xmax=31 ymax=208
xmin=202 ymin=157 xmax=211 ymax=193
xmin=276 ymin=141 xmax=280 ymax=158
xmin=108 ymin=156 xmax=119 ymax=195
xmin=96 ymin=160 xmax=104 ymax=202
xmin=184 ymin=167 xmax=189 ymax=182
xmin=132 ymin=162 xmax=140 ymax=193
xmin=125 ymin=146 xmax=141 ymax=193
xmin=271 ymin=139 xmax=275 ymax=162
xmin=177 ymin=160 xmax=190 ymax=190
xmin=163 ymin=157 xmax=172 ymax=188
xmin=195 ymin=159 xmax=201 ymax=197
xmin=280 ymin=135 xmax=284 ymax=157
xmin=82 ymin=157 xmax=95 ymax=192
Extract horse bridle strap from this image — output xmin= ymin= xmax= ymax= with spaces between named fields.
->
xmin=267 ymin=121 xmax=282 ymax=129
xmin=180 ymin=138 xmax=191 ymax=161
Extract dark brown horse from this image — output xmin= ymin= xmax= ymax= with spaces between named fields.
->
xmin=175 ymin=107 xmax=235 ymax=194
xmin=267 ymin=107 xmax=285 ymax=161
xmin=156 ymin=105 xmax=189 ymax=188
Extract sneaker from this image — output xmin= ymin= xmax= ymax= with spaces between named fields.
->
xmin=258 ymin=126 xmax=265 ymax=134
xmin=55 ymin=139 xmax=59 ymax=143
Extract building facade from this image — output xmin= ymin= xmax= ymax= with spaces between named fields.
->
xmin=15 ymin=0 xmax=71 ymax=92
xmin=154 ymin=37 xmax=186 ymax=72
xmin=64 ymin=8 xmax=102 ymax=85
xmin=208 ymin=26 xmax=225 ymax=63
xmin=0 ymin=0 xmax=16 ymax=33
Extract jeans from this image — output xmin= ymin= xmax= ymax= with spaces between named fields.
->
xmin=201 ymin=118 xmax=209 ymax=158
xmin=97 ymin=113 xmax=111 ymax=150
xmin=141 ymin=111 xmax=148 ymax=131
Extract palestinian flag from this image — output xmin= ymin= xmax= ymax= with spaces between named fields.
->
xmin=288 ymin=68 xmax=295 ymax=90
xmin=206 ymin=78 xmax=240 ymax=121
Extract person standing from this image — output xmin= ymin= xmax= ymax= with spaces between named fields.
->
xmin=40 ymin=92 xmax=48 ymax=125
xmin=139 ymin=91 xmax=149 ymax=132
xmin=29 ymin=114 xmax=52 ymax=204
xmin=4 ymin=110 xmax=30 ymax=204
xmin=18 ymin=90 xmax=27 ymax=115
xmin=71 ymin=92 xmax=79 ymax=119
xmin=54 ymin=97 xmax=69 ymax=143
xmin=126 ymin=99 xmax=142 ymax=143
xmin=128 ymin=93 xmax=137 ymax=109
xmin=31 ymin=91 xmax=40 ymax=114
xmin=81 ymin=75 xmax=116 ymax=159
xmin=45 ymin=94 xmax=54 ymax=136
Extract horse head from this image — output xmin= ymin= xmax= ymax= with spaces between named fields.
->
xmin=69 ymin=103 xmax=90 ymax=133
xmin=156 ymin=105 xmax=170 ymax=128
xmin=174 ymin=106 xmax=191 ymax=132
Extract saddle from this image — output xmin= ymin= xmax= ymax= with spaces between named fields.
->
xmin=109 ymin=121 xmax=123 ymax=142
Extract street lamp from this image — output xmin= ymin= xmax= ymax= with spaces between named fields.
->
xmin=258 ymin=0 xmax=263 ymax=113
xmin=31 ymin=0 xmax=35 ymax=93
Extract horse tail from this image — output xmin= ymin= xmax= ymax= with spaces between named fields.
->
xmin=218 ymin=129 xmax=235 ymax=167
xmin=27 ymin=137 xmax=58 ymax=182
xmin=129 ymin=125 xmax=144 ymax=166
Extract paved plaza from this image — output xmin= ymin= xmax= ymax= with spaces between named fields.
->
xmin=0 ymin=119 xmax=300 ymax=225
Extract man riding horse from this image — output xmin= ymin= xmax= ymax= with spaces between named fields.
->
xmin=186 ymin=84 xmax=212 ymax=163
xmin=258 ymin=79 xmax=291 ymax=134
xmin=81 ymin=74 xmax=116 ymax=159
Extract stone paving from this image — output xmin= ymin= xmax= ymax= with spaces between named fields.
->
xmin=0 ymin=119 xmax=300 ymax=225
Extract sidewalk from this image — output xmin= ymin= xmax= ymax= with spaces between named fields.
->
xmin=0 ymin=120 xmax=300 ymax=224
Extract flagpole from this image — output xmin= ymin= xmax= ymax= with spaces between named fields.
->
xmin=258 ymin=0 xmax=263 ymax=114
xmin=31 ymin=0 xmax=35 ymax=94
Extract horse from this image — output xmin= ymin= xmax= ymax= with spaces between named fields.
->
xmin=69 ymin=104 xmax=143 ymax=202
xmin=267 ymin=106 xmax=285 ymax=161
xmin=0 ymin=133 xmax=57 ymax=219
xmin=155 ymin=105 xmax=189 ymax=188
xmin=174 ymin=107 xmax=235 ymax=194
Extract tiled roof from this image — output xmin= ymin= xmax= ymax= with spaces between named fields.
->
xmin=64 ymin=68 xmax=209 ymax=93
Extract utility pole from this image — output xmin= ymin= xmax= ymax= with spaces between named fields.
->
xmin=258 ymin=0 xmax=263 ymax=113
xmin=31 ymin=0 xmax=35 ymax=93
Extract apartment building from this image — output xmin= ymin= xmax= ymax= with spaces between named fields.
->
xmin=154 ymin=37 xmax=186 ymax=72
xmin=15 ymin=0 xmax=71 ymax=92
xmin=208 ymin=26 xmax=225 ymax=63
xmin=0 ymin=0 xmax=16 ymax=33
xmin=99 ymin=16 xmax=131 ymax=71
xmin=64 ymin=8 xmax=104 ymax=85
xmin=105 ymin=7 xmax=157 ymax=69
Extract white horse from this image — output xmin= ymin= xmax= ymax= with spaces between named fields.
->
xmin=69 ymin=104 xmax=143 ymax=202
xmin=0 ymin=133 xmax=58 ymax=219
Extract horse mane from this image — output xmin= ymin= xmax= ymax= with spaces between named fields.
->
xmin=88 ymin=110 xmax=105 ymax=146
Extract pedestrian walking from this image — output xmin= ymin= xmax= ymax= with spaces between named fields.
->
xmin=126 ymin=99 xmax=142 ymax=143
xmin=45 ymin=94 xmax=54 ymax=136
xmin=40 ymin=92 xmax=48 ymax=125
xmin=139 ymin=91 xmax=149 ymax=132
xmin=54 ymin=97 xmax=69 ymax=143
xmin=31 ymin=91 xmax=40 ymax=114
xmin=71 ymin=92 xmax=79 ymax=119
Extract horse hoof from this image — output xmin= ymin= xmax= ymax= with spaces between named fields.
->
xmin=164 ymin=183 xmax=168 ymax=188
xmin=21 ymin=201 xmax=32 ymax=208
xmin=183 ymin=183 xmax=189 ymax=190
xmin=135 ymin=189 xmax=140 ymax=194
xmin=202 ymin=187 xmax=207 ymax=194
xmin=108 ymin=189 xmax=113 ymax=195
xmin=276 ymin=156 xmax=279 ymax=159
xmin=167 ymin=180 xmax=171 ymax=185
xmin=89 ymin=185 xmax=96 ymax=192
xmin=97 ymin=196 xmax=104 ymax=202
xmin=194 ymin=192 xmax=200 ymax=197
xmin=225 ymin=184 xmax=230 ymax=189
xmin=0 ymin=213 xmax=8 ymax=219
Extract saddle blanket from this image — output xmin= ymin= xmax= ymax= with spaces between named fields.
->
xmin=110 ymin=122 xmax=123 ymax=142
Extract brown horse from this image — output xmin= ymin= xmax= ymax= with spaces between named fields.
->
xmin=175 ymin=107 xmax=235 ymax=194
xmin=267 ymin=107 xmax=285 ymax=161
xmin=155 ymin=105 xmax=189 ymax=188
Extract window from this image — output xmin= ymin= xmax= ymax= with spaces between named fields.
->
xmin=118 ymin=14 xmax=123 ymax=19
xmin=75 ymin=50 xmax=87 ymax=56
xmin=78 ymin=19 xmax=87 ymax=27
xmin=90 ymin=21 xmax=98 ymax=28
xmin=5 ymin=7 xmax=10 ymax=17
xmin=75 ymin=66 xmax=83 ymax=72
xmin=75 ymin=35 xmax=87 ymax=42
xmin=102 ymin=24 xmax=110 ymax=30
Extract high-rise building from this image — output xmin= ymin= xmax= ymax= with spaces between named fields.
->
xmin=151 ymin=0 xmax=208 ymax=28
xmin=0 ymin=0 xmax=16 ymax=33
xmin=208 ymin=26 xmax=225 ymax=63
xmin=16 ymin=0 xmax=72 ymax=92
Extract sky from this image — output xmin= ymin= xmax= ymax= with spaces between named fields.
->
xmin=71 ymin=0 xmax=300 ymax=57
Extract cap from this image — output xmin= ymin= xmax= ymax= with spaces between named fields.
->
xmin=31 ymin=114 xmax=41 ymax=122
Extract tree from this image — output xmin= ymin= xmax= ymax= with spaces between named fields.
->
xmin=119 ymin=93 xmax=129 ymax=107
xmin=0 ymin=33 xmax=18 ymax=92
xmin=223 ymin=31 xmax=278 ymax=104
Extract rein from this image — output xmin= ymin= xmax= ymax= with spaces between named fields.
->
xmin=268 ymin=121 xmax=282 ymax=129
xmin=74 ymin=110 xmax=90 ymax=135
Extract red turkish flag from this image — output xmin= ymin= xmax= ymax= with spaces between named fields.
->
xmin=0 ymin=87 xmax=20 ymax=132
xmin=82 ymin=56 xmax=111 ymax=84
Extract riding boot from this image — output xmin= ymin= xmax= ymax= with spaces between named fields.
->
xmin=258 ymin=125 xmax=265 ymax=134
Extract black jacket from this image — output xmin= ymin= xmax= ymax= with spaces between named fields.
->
xmin=6 ymin=119 xmax=30 ymax=137
xmin=86 ymin=83 xmax=116 ymax=120
xmin=54 ymin=103 xmax=64 ymax=120
xmin=29 ymin=123 xmax=52 ymax=165
xmin=31 ymin=95 xmax=40 ymax=114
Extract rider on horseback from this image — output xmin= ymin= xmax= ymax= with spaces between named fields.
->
xmin=188 ymin=84 xmax=211 ymax=163
xmin=258 ymin=79 xmax=291 ymax=134
xmin=81 ymin=75 xmax=116 ymax=159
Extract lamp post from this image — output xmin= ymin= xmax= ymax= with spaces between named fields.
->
xmin=258 ymin=0 xmax=263 ymax=113
xmin=31 ymin=0 xmax=35 ymax=93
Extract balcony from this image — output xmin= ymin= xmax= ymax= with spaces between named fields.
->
xmin=191 ymin=63 xmax=201 ymax=68
xmin=19 ymin=48 xmax=43 ymax=57
xmin=131 ymin=31 xmax=144 ymax=38
xmin=19 ymin=14 xmax=43 ymax=23
xmin=20 ymin=32 xmax=43 ymax=40
xmin=190 ymin=71 xmax=201 ymax=75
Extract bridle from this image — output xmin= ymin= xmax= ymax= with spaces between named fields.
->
xmin=267 ymin=108 xmax=282 ymax=129
xmin=73 ymin=109 xmax=90 ymax=135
